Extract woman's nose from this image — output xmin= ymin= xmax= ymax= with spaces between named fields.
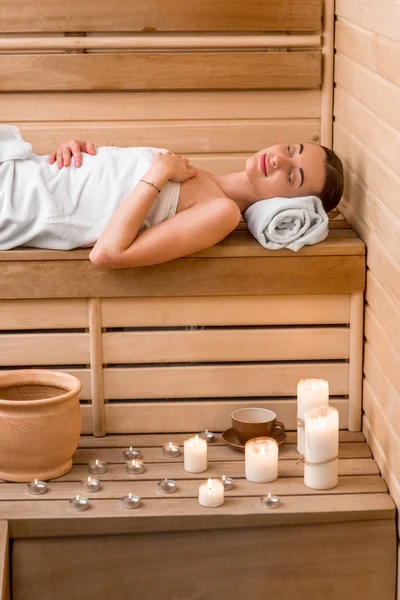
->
xmin=271 ymin=154 xmax=289 ymax=170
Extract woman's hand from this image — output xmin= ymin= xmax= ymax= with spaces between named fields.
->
xmin=149 ymin=151 xmax=198 ymax=183
xmin=48 ymin=140 xmax=97 ymax=169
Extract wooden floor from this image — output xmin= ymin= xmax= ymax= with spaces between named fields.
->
xmin=0 ymin=431 xmax=396 ymax=600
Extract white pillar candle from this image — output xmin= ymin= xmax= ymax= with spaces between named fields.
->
xmin=198 ymin=478 xmax=224 ymax=507
xmin=297 ymin=379 xmax=329 ymax=455
xmin=304 ymin=406 xmax=339 ymax=490
xmin=245 ymin=437 xmax=278 ymax=483
xmin=184 ymin=434 xmax=207 ymax=473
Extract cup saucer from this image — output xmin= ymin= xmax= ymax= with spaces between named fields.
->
xmin=222 ymin=427 xmax=287 ymax=453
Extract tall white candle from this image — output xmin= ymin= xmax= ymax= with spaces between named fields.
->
xmin=184 ymin=434 xmax=207 ymax=473
xmin=245 ymin=437 xmax=278 ymax=483
xmin=304 ymin=406 xmax=339 ymax=490
xmin=198 ymin=478 xmax=224 ymax=507
xmin=297 ymin=379 xmax=329 ymax=455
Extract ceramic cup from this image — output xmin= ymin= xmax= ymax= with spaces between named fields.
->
xmin=231 ymin=408 xmax=285 ymax=445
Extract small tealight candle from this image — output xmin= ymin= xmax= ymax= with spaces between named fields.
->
xmin=120 ymin=493 xmax=141 ymax=510
xmin=261 ymin=493 xmax=281 ymax=509
xmin=157 ymin=478 xmax=177 ymax=494
xmin=88 ymin=459 xmax=108 ymax=475
xmin=69 ymin=495 xmax=89 ymax=511
xmin=81 ymin=476 xmax=101 ymax=493
xmin=123 ymin=447 xmax=142 ymax=461
xmin=245 ymin=437 xmax=278 ymax=483
xmin=198 ymin=478 xmax=224 ymax=508
xmin=184 ymin=434 xmax=207 ymax=473
xmin=304 ymin=405 xmax=339 ymax=490
xmin=162 ymin=442 xmax=181 ymax=458
xmin=297 ymin=379 xmax=329 ymax=455
xmin=126 ymin=459 xmax=145 ymax=475
xmin=219 ymin=475 xmax=234 ymax=491
xmin=199 ymin=430 xmax=216 ymax=444
xmin=27 ymin=479 xmax=47 ymax=495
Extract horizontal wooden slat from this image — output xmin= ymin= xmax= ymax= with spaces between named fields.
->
xmin=80 ymin=399 xmax=350 ymax=434
xmin=335 ymin=19 xmax=400 ymax=89
xmin=101 ymin=295 xmax=351 ymax=326
xmin=0 ymin=333 xmax=89 ymax=366
xmin=0 ymin=256 xmax=366 ymax=299
xmin=0 ymin=91 xmax=321 ymax=121
xmin=72 ymin=442 xmax=370 ymax=464
xmin=1 ymin=0 xmax=323 ymax=33
xmin=335 ymin=87 xmax=400 ymax=178
xmin=336 ymin=0 xmax=400 ymax=44
xmin=366 ymin=272 xmax=400 ymax=356
xmin=14 ymin=120 xmax=320 ymax=155
xmin=0 ymin=299 xmax=88 ymax=330
xmin=335 ymin=53 xmax=400 ymax=132
xmin=0 ymin=475 xmax=385 ymax=501
xmin=363 ymin=344 xmax=400 ymax=430
xmin=102 ymin=364 xmax=349 ymax=399
xmin=102 ymin=327 xmax=349 ymax=363
xmin=77 ymin=430 xmax=366 ymax=447
xmin=364 ymin=307 xmax=400 ymax=393
xmin=0 ymin=52 xmax=321 ymax=92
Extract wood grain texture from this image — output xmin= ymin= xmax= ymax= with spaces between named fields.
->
xmin=1 ymin=0 xmax=323 ymax=33
xmin=0 ymin=522 xmax=9 ymax=600
xmin=336 ymin=0 xmax=400 ymax=43
xmin=0 ymin=255 xmax=366 ymax=299
xmin=0 ymin=52 xmax=321 ymax=92
xmin=10 ymin=520 xmax=396 ymax=600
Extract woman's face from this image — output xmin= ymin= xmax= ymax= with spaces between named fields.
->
xmin=246 ymin=142 xmax=326 ymax=199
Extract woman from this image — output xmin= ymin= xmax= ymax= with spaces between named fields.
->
xmin=0 ymin=127 xmax=344 ymax=267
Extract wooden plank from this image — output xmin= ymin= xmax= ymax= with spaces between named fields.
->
xmin=2 ymin=0 xmax=323 ymax=33
xmin=80 ymin=399 xmax=350 ymax=434
xmin=0 ymin=522 xmax=9 ymax=600
xmin=0 ymin=299 xmax=88 ymax=329
xmin=335 ymin=19 xmax=400 ymax=88
xmin=72 ymin=442 xmax=371 ymax=464
xmin=366 ymin=271 xmax=400 ymax=355
xmin=335 ymin=53 xmax=400 ymax=132
xmin=0 ymin=91 xmax=321 ymax=121
xmin=102 ymin=327 xmax=350 ymax=363
xmin=334 ymin=122 xmax=400 ymax=222
xmin=0 ymin=333 xmax=89 ymax=366
xmin=9 ymin=520 xmax=396 ymax=600
xmin=77 ymin=430 xmax=366 ymax=447
xmin=14 ymin=120 xmax=321 ymax=155
xmin=364 ymin=306 xmax=400 ymax=393
xmin=0 ymin=52 xmax=321 ymax=92
xmin=335 ymin=86 xmax=400 ymax=179
xmin=0 ymin=475 xmax=385 ymax=501
xmin=100 ymin=295 xmax=351 ymax=327
xmin=102 ymin=363 xmax=349 ymax=399
xmin=336 ymin=0 xmax=400 ymax=43
xmin=1 ymin=495 xmax=394 ymax=540
xmin=0 ymin=256 xmax=366 ymax=299
xmin=88 ymin=299 xmax=105 ymax=437
xmin=348 ymin=292 xmax=363 ymax=431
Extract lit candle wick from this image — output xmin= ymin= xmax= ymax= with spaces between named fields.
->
xmin=222 ymin=475 xmax=226 ymax=483
xmin=95 ymin=459 xmax=99 ymax=466
xmin=128 ymin=493 xmax=132 ymax=500
xmin=132 ymin=460 xmax=136 ymax=466
xmin=130 ymin=446 xmax=133 ymax=452
xmin=267 ymin=493 xmax=272 ymax=500
xmin=88 ymin=476 xmax=92 ymax=483
xmin=165 ymin=478 xmax=168 ymax=485
xmin=169 ymin=442 xmax=172 ymax=450
xmin=34 ymin=479 xmax=38 ymax=485
xmin=206 ymin=429 xmax=208 ymax=434
xmin=76 ymin=495 xmax=80 ymax=501
xmin=207 ymin=478 xmax=213 ymax=491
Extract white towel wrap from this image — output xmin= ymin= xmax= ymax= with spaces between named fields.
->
xmin=243 ymin=195 xmax=329 ymax=251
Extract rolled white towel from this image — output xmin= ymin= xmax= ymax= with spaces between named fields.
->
xmin=243 ymin=195 xmax=329 ymax=251
xmin=0 ymin=124 xmax=33 ymax=162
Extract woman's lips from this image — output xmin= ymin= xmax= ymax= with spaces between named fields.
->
xmin=260 ymin=154 xmax=268 ymax=176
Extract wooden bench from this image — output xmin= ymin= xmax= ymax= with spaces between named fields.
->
xmin=0 ymin=431 xmax=396 ymax=599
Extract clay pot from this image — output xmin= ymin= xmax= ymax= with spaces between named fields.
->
xmin=0 ymin=369 xmax=82 ymax=482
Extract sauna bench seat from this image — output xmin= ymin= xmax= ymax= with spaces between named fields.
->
xmin=0 ymin=432 xmax=396 ymax=600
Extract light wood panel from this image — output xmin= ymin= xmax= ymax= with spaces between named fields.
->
xmin=102 ymin=327 xmax=349 ymax=363
xmin=101 ymin=295 xmax=351 ymax=326
xmin=336 ymin=0 xmax=400 ymax=43
xmin=335 ymin=53 xmax=400 ymax=132
xmin=0 ymin=522 xmax=9 ymax=600
xmin=80 ymin=399 xmax=350 ymax=434
xmin=0 ymin=299 xmax=88 ymax=329
xmin=335 ymin=19 xmax=400 ymax=88
xmin=0 ymin=333 xmax=89 ymax=366
xmin=0 ymin=91 xmax=321 ymax=121
xmin=0 ymin=52 xmax=321 ymax=92
xmin=366 ymin=272 xmax=400 ymax=355
xmin=364 ymin=307 xmax=400 ymax=393
xmin=363 ymin=344 xmax=400 ymax=433
xmin=2 ymin=0 xmax=323 ymax=33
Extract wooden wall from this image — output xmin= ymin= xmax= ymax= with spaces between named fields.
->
xmin=333 ymin=0 xmax=400 ymax=586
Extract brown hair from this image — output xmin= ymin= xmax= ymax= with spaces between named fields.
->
xmin=317 ymin=145 xmax=344 ymax=213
